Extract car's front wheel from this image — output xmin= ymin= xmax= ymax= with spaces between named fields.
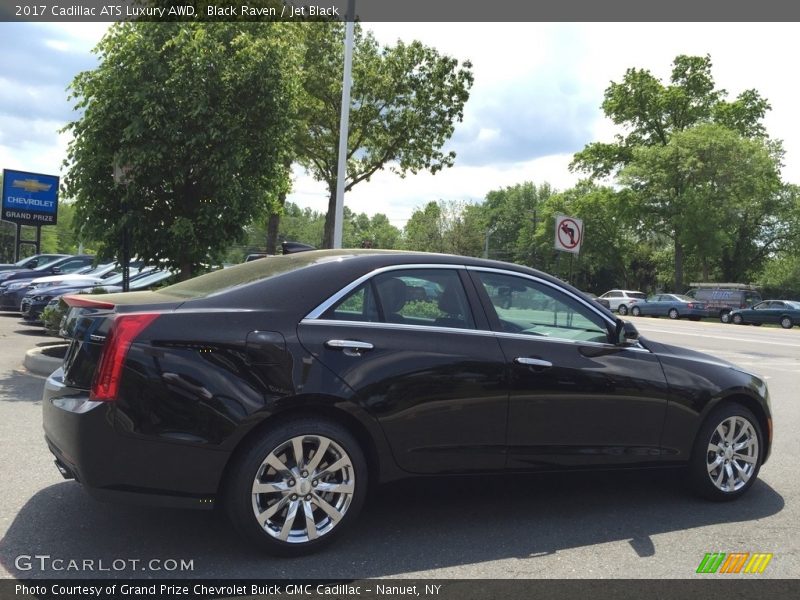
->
xmin=732 ymin=313 xmax=744 ymax=325
xmin=631 ymin=306 xmax=641 ymax=317
xmin=225 ymin=417 xmax=367 ymax=555
xmin=689 ymin=403 xmax=763 ymax=501
xmin=618 ymin=304 xmax=628 ymax=315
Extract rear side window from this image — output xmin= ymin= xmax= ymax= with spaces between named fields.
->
xmin=321 ymin=269 xmax=475 ymax=330
xmin=629 ymin=292 xmax=647 ymax=300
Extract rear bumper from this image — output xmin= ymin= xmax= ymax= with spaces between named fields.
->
xmin=43 ymin=368 xmax=227 ymax=510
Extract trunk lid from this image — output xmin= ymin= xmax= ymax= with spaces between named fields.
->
xmin=60 ymin=292 xmax=183 ymax=390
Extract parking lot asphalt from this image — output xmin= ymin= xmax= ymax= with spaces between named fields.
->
xmin=0 ymin=312 xmax=797 ymax=579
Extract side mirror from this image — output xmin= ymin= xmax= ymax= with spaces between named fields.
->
xmin=614 ymin=318 xmax=639 ymax=345
xmin=51 ymin=267 xmax=61 ymax=274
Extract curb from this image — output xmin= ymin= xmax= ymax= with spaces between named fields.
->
xmin=23 ymin=346 xmax=65 ymax=377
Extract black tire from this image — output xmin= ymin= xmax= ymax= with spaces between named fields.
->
xmin=668 ymin=308 xmax=679 ymax=320
xmin=732 ymin=313 xmax=743 ymax=325
xmin=618 ymin=304 xmax=628 ymax=315
xmin=688 ymin=403 xmax=763 ymax=502
xmin=225 ymin=417 xmax=367 ymax=556
xmin=720 ymin=310 xmax=731 ymax=323
xmin=780 ymin=316 xmax=793 ymax=329
xmin=631 ymin=306 xmax=641 ymax=317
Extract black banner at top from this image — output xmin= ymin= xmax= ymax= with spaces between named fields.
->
xmin=2 ymin=0 xmax=800 ymax=22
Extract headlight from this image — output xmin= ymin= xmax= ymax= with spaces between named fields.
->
xmin=6 ymin=282 xmax=30 ymax=290
xmin=34 ymin=295 xmax=53 ymax=302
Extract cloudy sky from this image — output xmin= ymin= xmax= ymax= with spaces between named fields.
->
xmin=1 ymin=22 xmax=798 ymax=228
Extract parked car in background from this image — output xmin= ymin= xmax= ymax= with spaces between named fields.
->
xmin=685 ymin=285 xmax=762 ymax=323
xmin=0 ymin=253 xmax=68 ymax=272
xmin=599 ymin=289 xmax=647 ymax=314
xmin=583 ymin=292 xmax=611 ymax=310
xmin=0 ymin=256 xmax=96 ymax=310
xmin=729 ymin=300 xmax=800 ymax=329
xmin=21 ymin=266 xmax=161 ymax=322
xmin=245 ymin=253 xmax=269 ymax=262
xmin=44 ymin=250 xmax=771 ymax=556
xmin=630 ymin=294 xmax=708 ymax=320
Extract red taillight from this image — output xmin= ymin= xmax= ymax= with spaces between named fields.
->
xmin=90 ymin=313 xmax=159 ymax=402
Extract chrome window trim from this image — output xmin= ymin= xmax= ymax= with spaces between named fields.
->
xmin=303 ymin=262 xmax=648 ymax=353
xmin=304 ymin=263 xmax=467 ymax=320
xmin=300 ymin=318 xmax=494 ymax=338
xmin=299 ymin=318 xmax=651 ymax=353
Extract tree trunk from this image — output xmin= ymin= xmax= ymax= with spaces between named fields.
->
xmin=323 ymin=188 xmax=337 ymax=249
xmin=267 ymin=159 xmax=293 ymax=254
xmin=266 ymin=209 xmax=281 ymax=254
xmin=702 ymin=259 xmax=710 ymax=282
xmin=674 ymin=240 xmax=684 ymax=292
xmin=179 ymin=259 xmax=193 ymax=282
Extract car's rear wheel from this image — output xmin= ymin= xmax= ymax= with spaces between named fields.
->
xmin=780 ymin=316 xmax=793 ymax=329
xmin=689 ymin=403 xmax=762 ymax=501
xmin=225 ymin=418 xmax=367 ymax=555
xmin=631 ymin=306 xmax=641 ymax=317
xmin=618 ymin=304 xmax=628 ymax=315
xmin=732 ymin=313 xmax=744 ymax=325
xmin=668 ymin=308 xmax=679 ymax=320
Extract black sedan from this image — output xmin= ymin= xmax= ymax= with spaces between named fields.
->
xmin=730 ymin=300 xmax=800 ymax=329
xmin=43 ymin=251 xmax=772 ymax=556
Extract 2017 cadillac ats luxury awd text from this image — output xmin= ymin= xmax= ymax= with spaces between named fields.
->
xmin=43 ymin=250 xmax=772 ymax=555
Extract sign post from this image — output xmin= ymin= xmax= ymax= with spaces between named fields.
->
xmin=2 ymin=169 xmax=60 ymax=261
xmin=554 ymin=214 xmax=583 ymax=284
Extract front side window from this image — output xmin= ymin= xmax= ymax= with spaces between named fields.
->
xmin=475 ymin=271 xmax=609 ymax=343
xmin=321 ymin=268 xmax=475 ymax=330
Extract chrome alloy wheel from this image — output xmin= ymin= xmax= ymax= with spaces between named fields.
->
xmin=251 ymin=435 xmax=355 ymax=543
xmin=706 ymin=416 xmax=759 ymax=493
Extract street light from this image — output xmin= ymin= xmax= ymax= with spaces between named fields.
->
xmin=332 ymin=0 xmax=356 ymax=249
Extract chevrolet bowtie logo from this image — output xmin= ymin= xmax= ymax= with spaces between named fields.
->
xmin=12 ymin=178 xmax=52 ymax=193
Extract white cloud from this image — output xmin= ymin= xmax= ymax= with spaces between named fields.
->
xmin=2 ymin=21 xmax=799 ymax=230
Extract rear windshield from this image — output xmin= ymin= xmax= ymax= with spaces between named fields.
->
xmin=155 ymin=251 xmax=366 ymax=299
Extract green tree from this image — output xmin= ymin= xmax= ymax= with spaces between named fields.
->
xmin=620 ymin=124 xmax=789 ymax=287
xmin=403 ymin=201 xmax=444 ymax=253
xmin=571 ymin=55 xmax=772 ymax=289
xmin=482 ymin=182 xmax=555 ymax=264
xmin=63 ymin=21 xmax=298 ymax=279
xmin=294 ymin=23 xmax=473 ymax=248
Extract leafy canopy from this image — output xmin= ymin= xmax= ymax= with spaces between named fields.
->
xmin=63 ymin=21 xmax=298 ymax=277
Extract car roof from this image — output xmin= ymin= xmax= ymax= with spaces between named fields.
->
xmin=156 ymin=249 xmax=595 ymax=316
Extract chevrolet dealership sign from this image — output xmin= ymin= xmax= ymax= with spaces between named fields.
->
xmin=2 ymin=169 xmax=59 ymax=226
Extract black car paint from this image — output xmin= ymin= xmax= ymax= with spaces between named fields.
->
xmin=43 ymin=251 xmax=772 ymax=509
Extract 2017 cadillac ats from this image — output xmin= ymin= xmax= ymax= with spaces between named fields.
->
xmin=43 ymin=250 xmax=772 ymax=555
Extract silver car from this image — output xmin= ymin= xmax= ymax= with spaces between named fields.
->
xmin=599 ymin=289 xmax=648 ymax=314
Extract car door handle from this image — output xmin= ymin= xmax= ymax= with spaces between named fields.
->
xmin=514 ymin=357 xmax=553 ymax=368
xmin=325 ymin=339 xmax=374 ymax=356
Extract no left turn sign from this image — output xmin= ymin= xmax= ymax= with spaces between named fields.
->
xmin=554 ymin=215 xmax=583 ymax=254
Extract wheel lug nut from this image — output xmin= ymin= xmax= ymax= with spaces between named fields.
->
xmin=312 ymin=480 xmax=318 ymax=487
xmin=305 ymin=494 xmax=311 ymax=501
xmin=291 ymin=494 xmax=298 ymax=501
xmin=302 ymin=471 xmax=308 ymax=477
xmin=288 ymin=479 xmax=295 ymax=486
